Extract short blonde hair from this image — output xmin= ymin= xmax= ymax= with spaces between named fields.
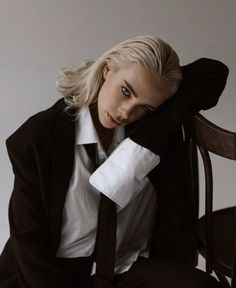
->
xmin=56 ymin=35 xmax=182 ymax=110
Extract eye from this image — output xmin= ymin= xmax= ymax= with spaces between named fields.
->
xmin=121 ymin=86 xmax=131 ymax=97
xmin=142 ymin=106 xmax=155 ymax=113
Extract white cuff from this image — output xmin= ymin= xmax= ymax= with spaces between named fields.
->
xmin=89 ymin=138 xmax=160 ymax=208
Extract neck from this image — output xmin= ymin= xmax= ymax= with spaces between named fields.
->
xmin=89 ymin=104 xmax=114 ymax=152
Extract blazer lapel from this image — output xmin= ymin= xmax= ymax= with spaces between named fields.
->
xmin=50 ymin=100 xmax=76 ymax=251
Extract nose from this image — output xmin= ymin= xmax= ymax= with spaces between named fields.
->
xmin=118 ymin=101 xmax=135 ymax=121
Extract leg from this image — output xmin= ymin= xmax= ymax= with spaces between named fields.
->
xmin=113 ymin=256 xmax=224 ymax=288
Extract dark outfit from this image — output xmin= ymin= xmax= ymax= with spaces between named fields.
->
xmin=0 ymin=58 xmax=228 ymax=288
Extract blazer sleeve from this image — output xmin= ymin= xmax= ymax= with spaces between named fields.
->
xmin=6 ymin=134 xmax=68 ymax=288
xmin=180 ymin=57 xmax=229 ymax=114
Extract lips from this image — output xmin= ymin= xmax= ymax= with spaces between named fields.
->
xmin=108 ymin=113 xmax=122 ymax=125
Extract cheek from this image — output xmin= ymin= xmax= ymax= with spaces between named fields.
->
xmin=99 ymin=83 xmax=120 ymax=107
xmin=98 ymin=88 xmax=111 ymax=109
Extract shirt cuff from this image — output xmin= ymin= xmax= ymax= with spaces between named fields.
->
xmin=89 ymin=138 xmax=160 ymax=208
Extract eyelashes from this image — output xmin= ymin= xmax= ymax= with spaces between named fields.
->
xmin=121 ymin=86 xmax=131 ymax=97
xmin=121 ymin=86 xmax=154 ymax=113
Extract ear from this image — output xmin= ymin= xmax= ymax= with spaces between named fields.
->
xmin=103 ymin=64 xmax=110 ymax=80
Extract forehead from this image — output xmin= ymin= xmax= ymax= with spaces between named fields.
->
xmin=114 ymin=64 xmax=169 ymax=106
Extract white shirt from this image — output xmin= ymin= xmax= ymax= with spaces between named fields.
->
xmin=56 ymin=107 xmax=160 ymax=275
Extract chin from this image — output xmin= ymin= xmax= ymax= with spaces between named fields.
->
xmin=99 ymin=116 xmax=115 ymax=129
xmin=99 ymin=112 xmax=117 ymax=129
xmin=102 ymin=122 xmax=116 ymax=129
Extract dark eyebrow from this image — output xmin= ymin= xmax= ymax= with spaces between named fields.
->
xmin=123 ymin=80 xmax=137 ymax=97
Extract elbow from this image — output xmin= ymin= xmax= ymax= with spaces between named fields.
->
xmin=200 ymin=57 xmax=229 ymax=86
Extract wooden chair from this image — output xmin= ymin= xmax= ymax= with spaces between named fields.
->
xmin=185 ymin=113 xmax=236 ymax=287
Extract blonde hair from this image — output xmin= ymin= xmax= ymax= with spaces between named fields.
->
xmin=56 ymin=35 xmax=182 ymax=111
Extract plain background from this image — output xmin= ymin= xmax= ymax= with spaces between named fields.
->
xmin=0 ymin=0 xmax=235 ymax=273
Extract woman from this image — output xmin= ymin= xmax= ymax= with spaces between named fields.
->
xmin=0 ymin=35 xmax=228 ymax=287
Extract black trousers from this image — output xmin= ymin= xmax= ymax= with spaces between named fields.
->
xmin=62 ymin=256 xmax=223 ymax=288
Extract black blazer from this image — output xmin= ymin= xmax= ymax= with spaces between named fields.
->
xmin=0 ymin=58 xmax=229 ymax=288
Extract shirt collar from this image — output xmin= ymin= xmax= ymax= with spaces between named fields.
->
xmin=75 ymin=106 xmax=124 ymax=149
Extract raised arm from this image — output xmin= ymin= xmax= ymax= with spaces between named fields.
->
xmin=90 ymin=58 xmax=229 ymax=207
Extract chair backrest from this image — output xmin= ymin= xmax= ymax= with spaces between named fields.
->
xmin=185 ymin=113 xmax=236 ymax=284
xmin=191 ymin=113 xmax=236 ymax=159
